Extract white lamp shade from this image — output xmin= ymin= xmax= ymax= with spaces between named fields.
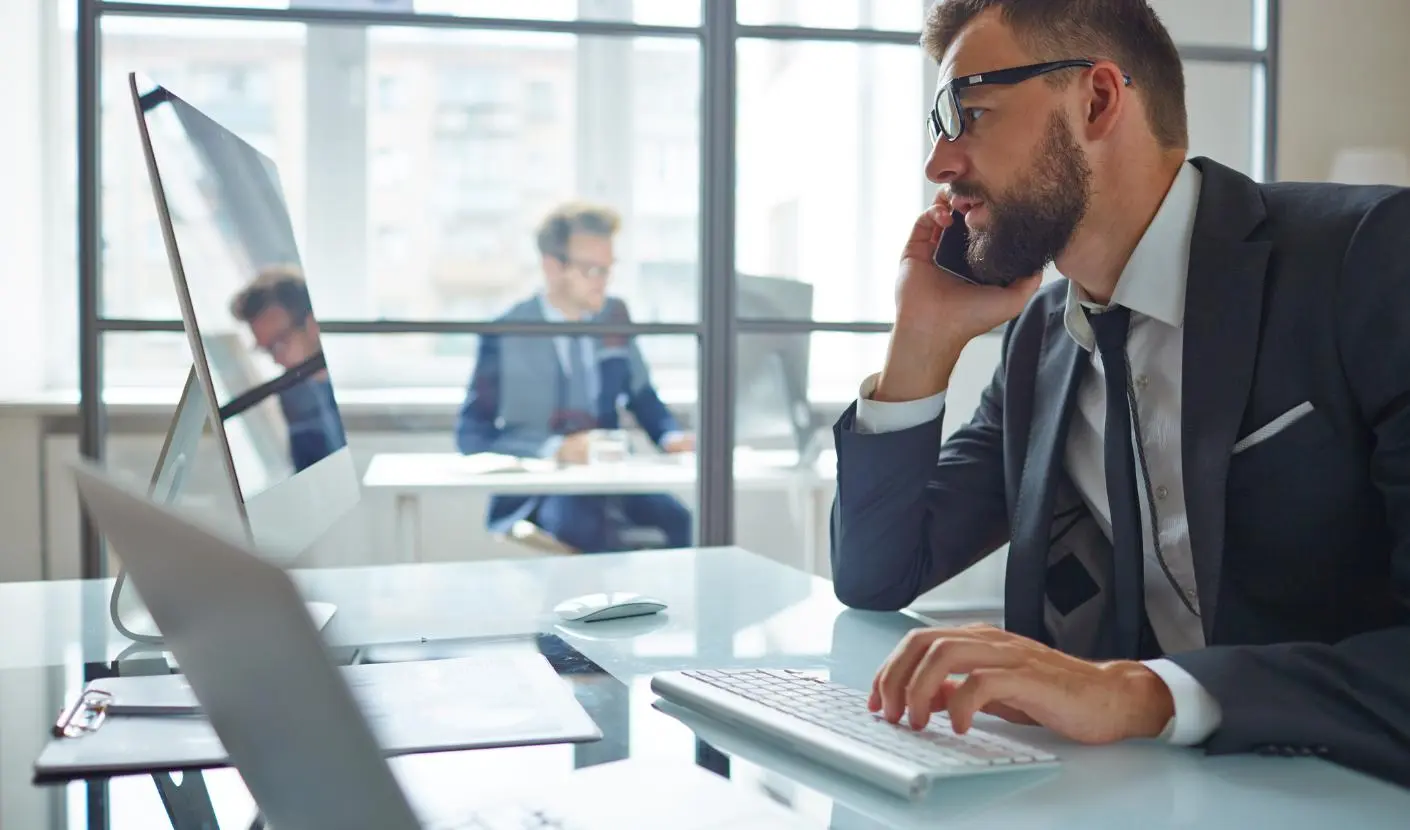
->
xmin=1329 ymin=147 xmax=1410 ymax=187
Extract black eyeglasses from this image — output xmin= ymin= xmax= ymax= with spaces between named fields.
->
xmin=556 ymin=256 xmax=613 ymax=280
xmin=927 ymin=59 xmax=1133 ymax=143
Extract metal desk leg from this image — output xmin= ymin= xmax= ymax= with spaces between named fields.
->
xmin=573 ymin=665 xmax=630 ymax=770
xmin=151 ymin=769 xmax=220 ymax=830
xmin=393 ymin=493 xmax=421 ymax=564
xmin=695 ymin=737 xmax=730 ymax=778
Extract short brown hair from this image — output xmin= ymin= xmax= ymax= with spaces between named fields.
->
xmin=535 ymin=201 xmax=621 ymax=260
xmin=921 ymin=0 xmax=1187 ymax=150
xmin=230 ymin=265 xmax=313 ymax=324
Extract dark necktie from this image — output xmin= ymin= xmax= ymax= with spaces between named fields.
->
xmin=564 ymin=337 xmax=596 ymax=421
xmin=1084 ymin=305 xmax=1145 ymax=658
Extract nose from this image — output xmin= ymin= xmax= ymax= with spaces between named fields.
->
xmin=924 ymin=137 xmax=968 ymax=185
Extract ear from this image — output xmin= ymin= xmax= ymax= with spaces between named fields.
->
xmin=1079 ymin=59 xmax=1128 ymax=142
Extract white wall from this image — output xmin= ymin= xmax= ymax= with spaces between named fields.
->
xmin=1277 ymin=0 xmax=1410 ymax=183
xmin=0 ymin=417 xmax=45 ymax=582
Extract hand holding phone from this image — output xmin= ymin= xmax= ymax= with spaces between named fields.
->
xmin=932 ymin=209 xmax=980 ymax=284
xmin=931 ymin=208 xmax=1034 ymax=288
xmin=894 ymin=192 xmax=1043 ymax=342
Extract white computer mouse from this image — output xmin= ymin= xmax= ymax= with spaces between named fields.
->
xmin=553 ymin=592 xmax=667 ymax=623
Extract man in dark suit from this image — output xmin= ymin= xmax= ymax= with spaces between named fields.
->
xmin=455 ymin=201 xmax=694 ymax=553
xmin=833 ymin=0 xmax=1410 ymax=786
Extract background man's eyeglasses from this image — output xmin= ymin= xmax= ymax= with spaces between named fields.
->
xmin=558 ymin=257 xmax=613 ymax=280
xmin=927 ymin=59 xmax=1133 ymax=144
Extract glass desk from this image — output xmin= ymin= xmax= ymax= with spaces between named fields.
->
xmin=4 ymin=546 xmax=1408 ymax=829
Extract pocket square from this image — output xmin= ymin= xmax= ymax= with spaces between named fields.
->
xmin=1232 ymin=401 xmax=1314 ymax=455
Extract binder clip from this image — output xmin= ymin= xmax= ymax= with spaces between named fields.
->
xmin=53 ymin=689 xmax=114 ymax=738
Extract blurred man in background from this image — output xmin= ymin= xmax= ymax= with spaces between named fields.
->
xmin=455 ymin=201 xmax=694 ymax=553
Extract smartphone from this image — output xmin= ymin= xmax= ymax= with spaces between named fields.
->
xmin=932 ymin=209 xmax=981 ymax=284
xmin=931 ymin=210 xmax=1021 ymax=288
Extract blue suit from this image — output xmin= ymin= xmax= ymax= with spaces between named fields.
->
xmin=454 ymin=295 xmax=692 ymax=552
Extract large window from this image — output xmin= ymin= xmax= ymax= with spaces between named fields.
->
xmin=735 ymin=39 xmax=926 ymax=325
xmin=109 ymin=0 xmax=701 ymax=26
xmin=28 ymin=0 xmax=1277 ymax=398
xmin=1 ymin=2 xmax=72 ymax=397
xmin=92 ymin=17 xmax=702 ymax=391
xmin=49 ymin=0 xmax=1276 ymax=561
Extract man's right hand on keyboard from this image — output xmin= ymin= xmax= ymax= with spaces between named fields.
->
xmin=869 ymin=623 xmax=1175 ymax=744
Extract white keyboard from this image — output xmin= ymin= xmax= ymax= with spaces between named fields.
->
xmin=656 ymin=669 xmax=1058 ymax=795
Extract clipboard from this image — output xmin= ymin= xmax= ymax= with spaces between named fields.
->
xmin=34 ymin=651 xmax=603 ymax=782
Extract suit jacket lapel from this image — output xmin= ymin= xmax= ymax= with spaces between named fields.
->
xmin=1182 ymin=157 xmax=1271 ymax=638
xmin=500 ymin=299 xmax=571 ymax=430
xmin=1006 ymin=308 xmax=1084 ymax=644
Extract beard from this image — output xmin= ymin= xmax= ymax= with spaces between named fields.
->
xmin=954 ymin=111 xmax=1092 ymax=287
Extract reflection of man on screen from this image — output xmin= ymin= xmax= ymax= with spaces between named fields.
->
xmin=229 ymin=267 xmax=346 ymax=471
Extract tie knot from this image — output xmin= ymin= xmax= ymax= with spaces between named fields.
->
xmin=1084 ymin=304 xmax=1131 ymax=359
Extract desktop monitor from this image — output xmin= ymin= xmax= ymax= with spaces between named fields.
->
xmin=127 ymin=72 xmax=359 ymax=560
xmin=735 ymin=274 xmax=816 ymax=456
xmin=635 ymin=266 xmax=816 ymax=456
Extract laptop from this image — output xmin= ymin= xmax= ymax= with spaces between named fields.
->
xmin=71 ymin=460 xmax=812 ymax=830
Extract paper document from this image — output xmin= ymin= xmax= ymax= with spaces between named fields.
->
xmin=86 ymin=673 xmax=202 ymax=715
xmin=34 ymin=648 xmax=601 ymax=780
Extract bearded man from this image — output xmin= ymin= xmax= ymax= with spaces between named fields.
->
xmin=830 ymin=0 xmax=1410 ymax=788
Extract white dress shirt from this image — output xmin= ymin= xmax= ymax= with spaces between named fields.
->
xmin=852 ymin=161 xmax=1221 ymax=746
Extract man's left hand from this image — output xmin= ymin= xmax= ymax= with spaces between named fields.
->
xmin=662 ymin=433 xmax=695 ymax=453
xmin=870 ymin=623 xmax=1174 ymax=744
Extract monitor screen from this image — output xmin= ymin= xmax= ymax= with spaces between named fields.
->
xmin=131 ymin=73 xmax=358 ymax=557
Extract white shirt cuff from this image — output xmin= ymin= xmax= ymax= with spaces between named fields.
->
xmin=539 ymin=435 xmax=565 ymax=460
xmin=1143 ymin=658 xmax=1223 ymax=745
xmin=853 ymin=373 xmax=947 ymax=435
xmin=659 ymin=431 xmax=684 ymax=449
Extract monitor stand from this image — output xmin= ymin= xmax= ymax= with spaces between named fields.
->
xmin=109 ymin=367 xmax=337 ymax=645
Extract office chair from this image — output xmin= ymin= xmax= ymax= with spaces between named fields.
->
xmin=495 ymin=508 xmax=669 ymax=557
xmin=497 ymin=519 xmax=581 ymax=556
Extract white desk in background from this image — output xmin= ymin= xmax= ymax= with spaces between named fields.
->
xmin=361 ymin=449 xmax=837 ymax=569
